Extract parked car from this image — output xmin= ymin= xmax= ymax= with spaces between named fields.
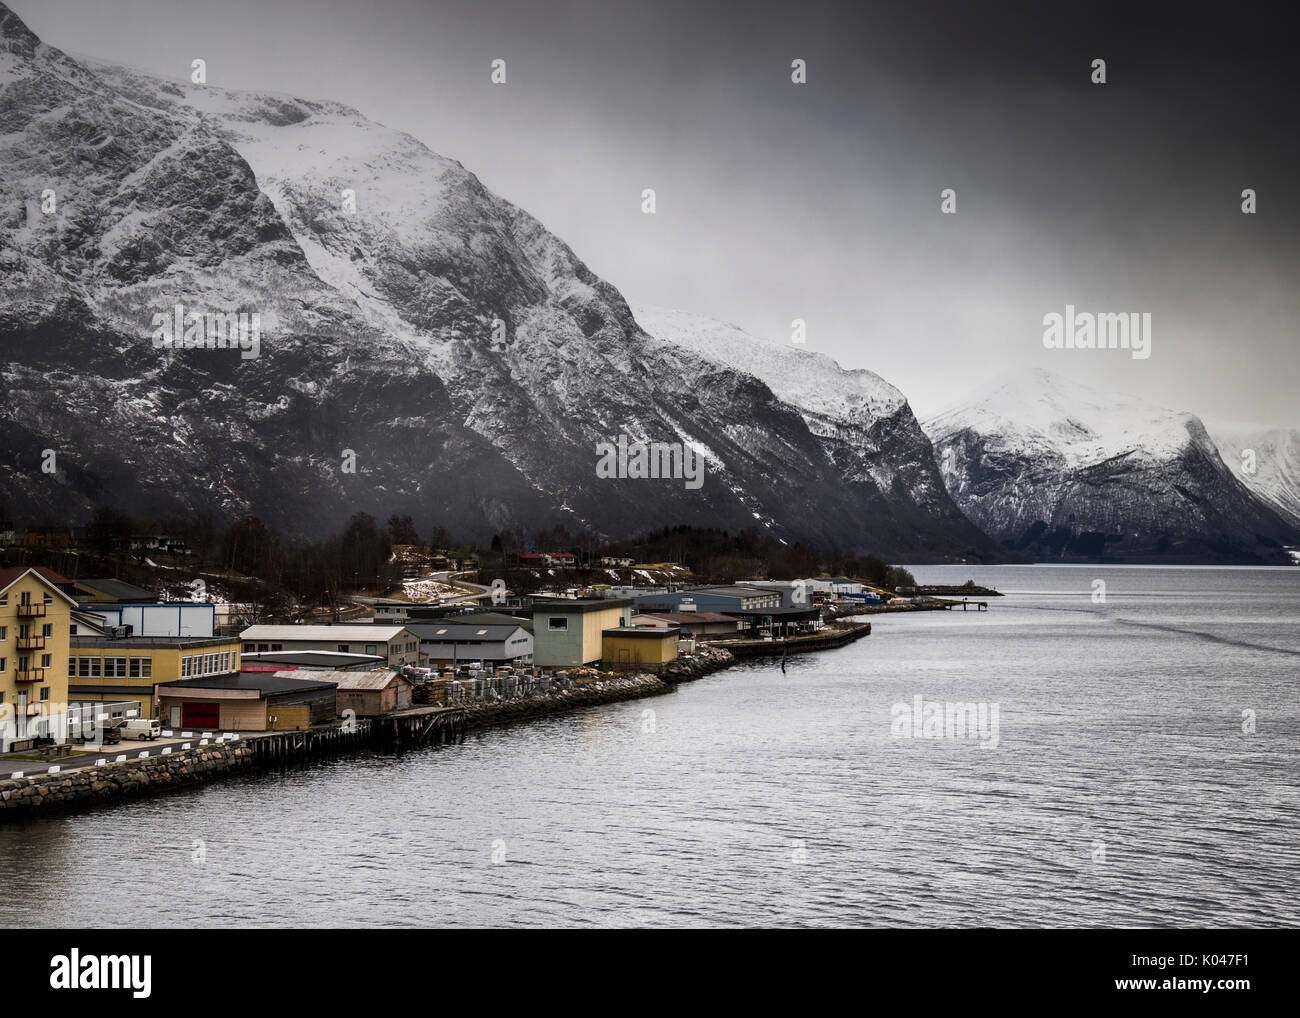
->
xmin=101 ymin=723 xmax=123 ymax=745
xmin=123 ymin=718 xmax=161 ymax=741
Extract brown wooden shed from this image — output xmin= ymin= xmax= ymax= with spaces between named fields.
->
xmin=327 ymin=669 xmax=413 ymax=716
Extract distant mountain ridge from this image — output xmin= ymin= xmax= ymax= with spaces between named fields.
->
xmin=1209 ymin=425 xmax=1300 ymax=530
xmin=922 ymin=369 xmax=1296 ymax=563
xmin=632 ymin=306 xmax=1004 ymax=561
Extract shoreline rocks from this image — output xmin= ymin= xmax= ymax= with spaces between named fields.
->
xmin=0 ymin=648 xmax=742 ymax=820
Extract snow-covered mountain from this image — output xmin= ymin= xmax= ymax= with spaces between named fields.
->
xmin=0 ymin=3 xmax=1000 ymax=559
xmin=923 ymin=369 xmax=1297 ymax=562
xmin=633 ymin=306 xmax=1002 ymax=559
xmin=1209 ymin=425 xmax=1300 ymax=530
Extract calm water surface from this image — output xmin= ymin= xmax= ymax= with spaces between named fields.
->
xmin=1 ymin=564 xmax=1297 ymax=928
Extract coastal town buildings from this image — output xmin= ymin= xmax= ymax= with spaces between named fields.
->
xmin=239 ymin=625 xmax=420 ymax=667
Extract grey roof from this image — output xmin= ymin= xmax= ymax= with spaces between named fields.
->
xmin=603 ymin=625 xmax=681 ymax=638
xmin=71 ymin=635 xmax=237 ymax=649
xmin=527 ymin=597 xmax=633 ymax=613
xmin=406 ymin=622 xmax=528 ymax=642
xmin=437 ymin=612 xmax=532 ymax=627
xmin=241 ymin=650 xmax=386 ymax=668
xmin=689 ymin=585 xmax=781 ymax=598
xmin=158 ymin=673 xmax=338 ymax=694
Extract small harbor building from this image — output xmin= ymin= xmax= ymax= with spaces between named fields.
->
xmin=406 ymin=618 xmax=534 ymax=667
xmin=530 ymin=598 xmax=633 ymax=667
xmin=601 ymin=626 xmax=681 ymax=672
xmin=630 ymin=611 xmax=742 ymax=641
xmin=326 ymin=669 xmax=413 ymax=716
xmin=156 ymin=672 xmax=339 ymax=731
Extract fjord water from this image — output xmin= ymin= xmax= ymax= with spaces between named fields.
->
xmin=1 ymin=565 xmax=1297 ymax=928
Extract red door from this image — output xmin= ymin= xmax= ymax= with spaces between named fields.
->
xmin=182 ymin=702 xmax=220 ymax=729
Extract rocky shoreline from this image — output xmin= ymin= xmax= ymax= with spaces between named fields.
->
xmin=0 ymin=744 xmax=256 ymax=818
xmin=0 ymin=647 xmax=740 ymax=820
xmin=457 ymin=645 xmax=736 ymax=730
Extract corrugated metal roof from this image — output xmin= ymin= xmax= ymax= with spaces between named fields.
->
xmin=276 ymin=669 xmax=406 ymax=690
xmin=240 ymin=624 xmax=410 ymax=640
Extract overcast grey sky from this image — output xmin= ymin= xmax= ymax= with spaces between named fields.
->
xmin=17 ymin=0 xmax=1299 ymax=425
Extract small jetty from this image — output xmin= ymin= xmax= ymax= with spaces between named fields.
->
xmin=715 ymin=620 xmax=871 ymax=659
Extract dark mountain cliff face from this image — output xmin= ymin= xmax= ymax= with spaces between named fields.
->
xmin=0 ymin=3 xmax=1005 ymax=559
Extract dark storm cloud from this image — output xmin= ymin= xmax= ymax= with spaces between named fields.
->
xmin=17 ymin=0 xmax=1300 ymax=423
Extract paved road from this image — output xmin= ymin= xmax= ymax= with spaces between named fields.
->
xmin=0 ymin=729 xmax=244 ymax=779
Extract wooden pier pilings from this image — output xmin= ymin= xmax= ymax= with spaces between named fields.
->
xmin=374 ymin=707 xmax=468 ymax=752
xmin=249 ymin=707 xmax=467 ymax=769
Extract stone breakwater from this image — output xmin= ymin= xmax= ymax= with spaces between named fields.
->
xmin=0 ymin=744 xmax=256 ymax=818
xmin=457 ymin=646 xmax=736 ymax=730
xmin=0 ymin=648 xmax=739 ymax=820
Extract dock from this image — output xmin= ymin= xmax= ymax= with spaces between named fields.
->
xmin=936 ymin=598 xmax=989 ymax=611
xmin=249 ymin=706 xmax=466 ymax=766
xmin=714 ymin=620 xmax=871 ymax=659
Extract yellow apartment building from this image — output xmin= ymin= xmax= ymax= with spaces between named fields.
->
xmin=0 ymin=566 xmax=75 ymax=751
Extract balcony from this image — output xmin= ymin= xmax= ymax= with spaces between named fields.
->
xmin=16 ymin=603 xmax=47 ymax=618
xmin=13 ymin=667 xmax=44 ymax=683
xmin=15 ymin=635 xmax=45 ymax=651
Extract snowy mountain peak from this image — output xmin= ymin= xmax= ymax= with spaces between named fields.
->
xmin=632 ymin=305 xmax=908 ymax=421
xmin=926 ymin=368 xmax=1200 ymax=470
xmin=923 ymin=368 xmax=1295 ymax=561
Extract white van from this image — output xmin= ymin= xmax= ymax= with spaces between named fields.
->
xmin=123 ymin=718 xmax=161 ymax=741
